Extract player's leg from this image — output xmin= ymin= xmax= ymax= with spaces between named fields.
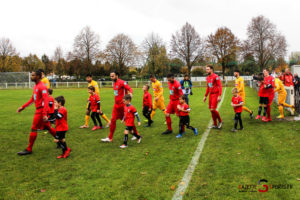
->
xmin=185 ymin=116 xmax=197 ymax=136
xmin=210 ymin=94 xmax=222 ymax=128
xmin=266 ymin=95 xmax=274 ymax=121
xmin=176 ymin=117 xmax=185 ymax=138
xmin=162 ymin=102 xmax=174 ymax=134
xmin=80 ymin=102 xmax=90 ymax=128
xmin=256 ymin=97 xmax=263 ymax=119
xmin=132 ymin=126 xmax=142 ymax=143
xmin=185 ymin=94 xmax=189 ymax=105
xmin=95 ymin=113 xmax=103 ymax=128
xmin=105 ymin=105 xmax=124 ymax=141
xmin=91 ymin=112 xmax=98 ymax=130
xmin=120 ymin=128 xmax=130 ymax=148
xmin=100 ymin=112 xmax=110 ymax=123
xmin=238 ymin=113 xmax=243 ymax=129
xmin=150 ymin=100 xmax=157 ymax=120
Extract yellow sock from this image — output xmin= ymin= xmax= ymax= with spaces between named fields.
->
xmin=101 ymin=114 xmax=110 ymax=123
xmin=150 ymin=110 xmax=156 ymax=120
xmin=243 ymin=106 xmax=252 ymax=113
xmin=282 ymin=103 xmax=292 ymax=108
xmin=85 ymin=115 xmax=90 ymax=126
xmin=279 ymin=106 xmax=284 ymax=117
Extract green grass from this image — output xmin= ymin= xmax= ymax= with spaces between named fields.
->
xmin=0 ymin=87 xmax=299 ymax=200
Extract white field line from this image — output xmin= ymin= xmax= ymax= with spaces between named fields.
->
xmin=172 ymin=88 xmax=227 ymax=200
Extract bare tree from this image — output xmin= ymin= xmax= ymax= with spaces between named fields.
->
xmin=73 ymin=26 xmax=100 ymax=72
xmin=104 ymin=33 xmax=138 ymax=75
xmin=207 ymin=27 xmax=240 ymax=77
xmin=0 ymin=37 xmax=17 ymax=58
xmin=245 ymin=15 xmax=287 ymax=70
xmin=170 ymin=22 xmax=205 ymax=76
xmin=53 ymin=46 xmax=63 ymax=63
xmin=142 ymin=32 xmax=167 ymax=74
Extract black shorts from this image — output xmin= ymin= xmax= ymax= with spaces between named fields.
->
xmin=259 ymin=97 xmax=269 ymax=105
xmin=179 ymin=115 xmax=190 ymax=126
xmin=125 ymin=126 xmax=134 ymax=131
xmin=55 ymin=131 xmax=67 ymax=140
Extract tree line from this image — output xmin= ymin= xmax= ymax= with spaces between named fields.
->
xmin=1 ymin=15 xmax=298 ymax=80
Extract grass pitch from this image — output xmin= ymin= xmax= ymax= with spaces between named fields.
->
xmin=0 ymin=87 xmax=299 ymax=200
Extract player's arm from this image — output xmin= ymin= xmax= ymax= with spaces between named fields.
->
xmin=178 ymin=83 xmax=183 ymax=96
xmin=148 ymin=93 xmax=152 ymax=110
xmin=216 ymin=77 xmax=222 ymax=102
xmin=134 ymin=109 xmax=141 ymax=126
xmin=124 ymin=82 xmax=133 ymax=96
xmin=182 ymin=105 xmax=191 ymax=113
xmin=41 ymin=89 xmax=49 ymax=120
xmin=96 ymin=96 xmax=100 ymax=113
xmin=18 ymin=95 xmax=34 ymax=112
xmin=203 ymin=82 xmax=209 ymax=102
xmin=157 ymin=83 xmax=163 ymax=99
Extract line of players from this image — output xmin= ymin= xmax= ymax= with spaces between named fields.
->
xmin=16 ymin=65 xmax=295 ymax=157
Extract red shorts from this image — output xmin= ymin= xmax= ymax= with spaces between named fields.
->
xmin=31 ymin=113 xmax=51 ymax=130
xmin=209 ymin=93 xmax=219 ymax=109
xmin=166 ymin=100 xmax=179 ymax=115
xmin=268 ymin=93 xmax=274 ymax=106
xmin=111 ymin=104 xmax=125 ymax=120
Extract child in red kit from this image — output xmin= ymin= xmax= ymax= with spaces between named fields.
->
xmin=142 ymin=84 xmax=153 ymax=127
xmin=88 ymin=86 xmax=103 ymax=130
xmin=120 ymin=94 xmax=142 ymax=148
xmin=53 ymin=96 xmax=71 ymax=158
xmin=231 ymin=88 xmax=244 ymax=132
xmin=176 ymin=95 xmax=198 ymax=138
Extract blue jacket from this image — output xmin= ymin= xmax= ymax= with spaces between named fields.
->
xmin=180 ymin=79 xmax=192 ymax=89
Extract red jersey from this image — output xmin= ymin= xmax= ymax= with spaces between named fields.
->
xmin=178 ymin=103 xmax=190 ymax=116
xmin=22 ymin=81 xmax=49 ymax=117
xmin=205 ymin=73 xmax=222 ymax=96
xmin=124 ymin=104 xmax=137 ymax=126
xmin=168 ymin=80 xmax=183 ymax=101
xmin=258 ymin=82 xmax=265 ymax=97
xmin=48 ymin=96 xmax=55 ymax=114
xmin=55 ymin=107 xmax=68 ymax=131
xmin=143 ymin=91 xmax=152 ymax=108
xmin=280 ymin=73 xmax=294 ymax=87
xmin=262 ymin=75 xmax=275 ymax=96
xmin=113 ymin=79 xmax=133 ymax=104
xmin=232 ymin=95 xmax=243 ymax=113
xmin=89 ymin=93 xmax=100 ymax=112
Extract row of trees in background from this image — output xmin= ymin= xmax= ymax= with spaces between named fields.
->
xmin=0 ymin=15 xmax=298 ymax=80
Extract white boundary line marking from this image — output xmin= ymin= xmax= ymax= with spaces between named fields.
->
xmin=172 ymin=88 xmax=227 ymax=200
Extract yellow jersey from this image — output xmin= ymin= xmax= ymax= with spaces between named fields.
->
xmin=152 ymin=80 xmax=163 ymax=99
xmin=275 ymin=78 xmax=286 ymax=95
xmin=41 ymin=77 xmax=50 ymax=89
xmin=88 ymin=80 xmax=99 ymax=96
xmin=235 ymin=76 xmax=245 ymax=94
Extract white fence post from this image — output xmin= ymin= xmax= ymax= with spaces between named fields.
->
xmin=56 ymin=82 xmax=58 ymax=88
xmin=6 ymin=83 xmax=7 ymax=89
xmin=67 ymin=82 xmax=69 ymax=88
xmin=100 ymin=82 xmax=102 ymax=88
xmin=136 ymin=80 xmax=138 ymax=88
xmin=78 ymin=82 xmax=80 ymax=88
xmin=15 ymin=82 xmax=17 ymax=88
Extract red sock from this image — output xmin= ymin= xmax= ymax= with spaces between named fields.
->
xmin=48 ymin=127 xmax=56 ymax=137
xmin=166 ymin=116 xmax=172 ymax=130
xmin=214 ymin=110 xmax=222 ymax=123
xmin=108 ymin=119 xmax=116 ymax=140
xmin=26 ymin=132 xmax=37 ymax=152
xmin=133 ymin=126 xmax=139 ymax=135
xmin=211 ymin=111 xmax=217 ymax=126
xmin=267 ymin=105 xmax=271 ymax=119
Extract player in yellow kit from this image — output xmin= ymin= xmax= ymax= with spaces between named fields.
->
xmin=80 ymin=74 xmax=110 ymax=128
xmin=39 ymin=69 xmax=50 ymax=89
xmin=150 ymin=75 xmax=166 ymax=121
xmin=275 ymin=77 xmax=295 ymax=119
xmin=234 ymin=70 xmax=253 ymax=118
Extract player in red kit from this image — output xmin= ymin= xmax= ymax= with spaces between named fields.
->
xmin=231 ymin=88 xmax=244 ymax=132
xmin=101 ymin=72 xmax=133 ymax=143
xmin=161 ymin=73 xmax=183 ymax=135
xmin=120 ymin=94 xmax=142 ymax=148
xmin=88 ymin=86 xmax=103 ymax=130
xmin=16 ymin=70 xmax=56 ymax=155
xmin=142 ymin=84 xmax=153 ymax=127
xmin=176 ymin=95 xmax=198 ymax=138
xmin=262 ymin=68 xmax=275 ymax=122
xmin=203 ymin=65 xmax=223 ymax=129
xmin=53 ymin=96 xmax=71 ymax=159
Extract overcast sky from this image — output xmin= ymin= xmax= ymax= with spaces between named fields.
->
xmin=1 ymin=0 xmax=299 ymax=59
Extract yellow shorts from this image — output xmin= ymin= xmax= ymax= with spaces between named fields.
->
xmin=278 ymin=93 xmax=287 ymax=105
xmin=153 ymin=98 xmax=166 ymax=110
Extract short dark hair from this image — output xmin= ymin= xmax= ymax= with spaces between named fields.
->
xmin=86 ymin=74 xmax=92 ymax=78
xmin=38 ymin=69 xmax=45 ymax=74
xmin=179 ymin=95 xmax=187 ymax=101
xmin=48 ymin=88 xmax=53 ymax=95
xmin=167 ymin=73 xmax=174 ymax=78
xmin=184 ymin=74 xmax=189 ymax=77
xmin=144 ymin=84 xmax=150 ymax=90
xmin=206 ymin=65 xmax=214 ymax=71
xmin=123 ymin=94 xmax=132 ymax=101
xmin=111 ymin=71 xmax=120 ymax=77
xmin=263 ymin=68 xmax=269 ymax=72
xmin=55 ymin=96 xmax=65 ymax=106
xmin=234 ymin=69 xmax=240 ymax=73
xmin=34 ymin=70 xmax=42 ymax=79
xmin=150 ymin=74 xmax=156 ymax=78
xmin=88 ymin=86 xmax=95 ymax=92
